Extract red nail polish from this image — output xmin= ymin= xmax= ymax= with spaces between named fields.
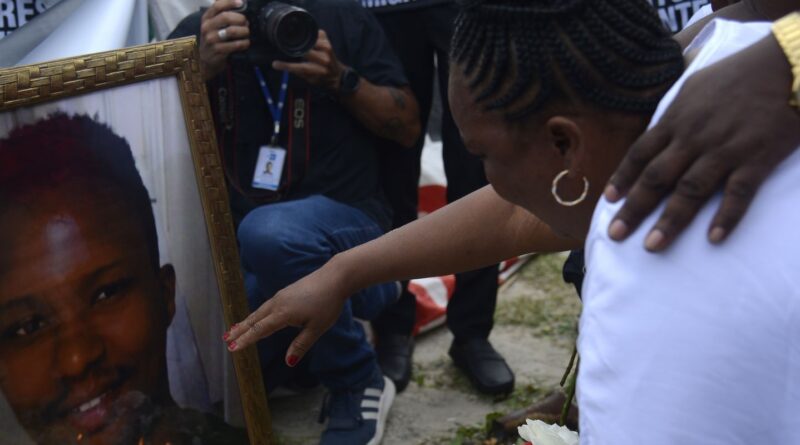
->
xmin=228 ymin=341 xmax=237 ymax=351
xmin=287 ymin=355 xmax=299 ymax=367
xmin=222 ymin=332 xmax=230 ymax=341
xmin=231 ymin=323 xmax=238 ymax=329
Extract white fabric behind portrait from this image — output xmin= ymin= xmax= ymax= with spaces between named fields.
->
xmin=0 ymin=77 xmax=241 ymax=437
xmin=149 ymin=0 xmax=212 ymax=40
xmin=16 ymin=0 xmax=148 ymax=66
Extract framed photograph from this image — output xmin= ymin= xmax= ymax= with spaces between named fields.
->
xmin=0 ymin=39 xmax=272 ymax=444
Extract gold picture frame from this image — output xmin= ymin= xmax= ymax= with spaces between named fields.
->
xmin=0 ymin=38 xmax=272 ymax=444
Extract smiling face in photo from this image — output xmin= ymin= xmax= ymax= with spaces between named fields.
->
xmin=0 ymin=183 xmax=176 ymax=445
xmin=0 ymin=115 xmax=176 ymax=445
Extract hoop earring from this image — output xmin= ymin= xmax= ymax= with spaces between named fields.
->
xmin=551 ymin=170 xmax=589 ymax=207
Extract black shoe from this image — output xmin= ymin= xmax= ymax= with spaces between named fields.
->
xmin=376 ymin=334 xmax=414 ymax=393
xmin=449 ymin=338 xmax=515 ymax=396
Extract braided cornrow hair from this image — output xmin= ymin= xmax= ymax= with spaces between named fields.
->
xmin=451 ymin=0 xmax=685 ymax=120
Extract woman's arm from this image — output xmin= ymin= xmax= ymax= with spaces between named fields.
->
xmin=340 ymin=185 xmax=579 ymax=289
xmin=224 ymin=185 xmax=580 ymax=361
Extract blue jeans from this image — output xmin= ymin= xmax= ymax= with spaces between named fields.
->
xmin=237 ymin=195 xmax=398 ymax=391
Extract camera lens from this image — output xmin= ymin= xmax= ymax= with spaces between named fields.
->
xmin=261 ymin=4 xmax=319 ymax=58
xmin=277 ymin=12 xmax=311 ymax=50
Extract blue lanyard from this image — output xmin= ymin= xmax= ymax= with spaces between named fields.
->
xmin=254 ymin=67 xmax=290 ymax=145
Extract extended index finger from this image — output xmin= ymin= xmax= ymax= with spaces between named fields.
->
xmin=225 ymin=306 xmax=286 ymax=351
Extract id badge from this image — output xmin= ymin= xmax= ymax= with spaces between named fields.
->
xmin=252 ymin=145 xmax=286 ymax=191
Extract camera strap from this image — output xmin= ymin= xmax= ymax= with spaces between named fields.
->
xmin=214 ymin=65 xmax=311 ymax=205
xmin=290 ymin=86 xmax=311 ymax=185
xmin=254 ymin=67 xmax=290 ymax=145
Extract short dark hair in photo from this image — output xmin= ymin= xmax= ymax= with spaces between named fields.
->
xmin=0 ymin=113 xmax=160 ymax=266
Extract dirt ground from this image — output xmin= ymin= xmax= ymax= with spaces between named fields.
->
xmin=268 ymin=253 xmax=582 ymax=445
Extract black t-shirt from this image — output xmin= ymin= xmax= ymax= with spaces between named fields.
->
xmin=169 ymin=0 xmax=407 ymax=229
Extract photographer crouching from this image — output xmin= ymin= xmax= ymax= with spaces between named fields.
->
xmin=170 ymin=1 xmax=421 ymax=443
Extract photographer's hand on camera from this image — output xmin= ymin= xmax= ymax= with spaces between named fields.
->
xmin=199 ymin=0 xmax=251 ymax=81
xmin=272 ymin=30 xmax=344 ymax=91
xmin=273 ymin=29 xmax=421 ymax=148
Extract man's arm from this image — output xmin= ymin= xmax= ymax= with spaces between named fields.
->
xmin=184 ymin=0 xmax=422 ymax=147
xmin=224 ymin=185 xmax=580 ymax=360
xmin=339 ymin=83 xmax=420 ymax=149
xmin=273 ymin=30 xmax=421 ymax=148
xmin=606 ymin=21 xmax=800 ymax=251
xmin=187 ymin=0 xmax=421 ymax=148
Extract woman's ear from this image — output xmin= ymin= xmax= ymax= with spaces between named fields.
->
xmin=546 ymin=116 xmax=586 ymax=176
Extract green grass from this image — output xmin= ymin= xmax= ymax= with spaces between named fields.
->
xmin=272 ymin=254 xmax=582 ymax=445
xmin=411 ymin=357 xmax=477 ymax=393
xmin=502 ymin=383 xmax=548 ymax=411
xmin=425 ymin=410 xmax=533 ymax=445
xmin=273 ymin=432 xmax=312 ymax=445
xmin=437 ymin=254 xmax=582 ymax=445
xmin=494 ymin=254 xmax=581 ymax=346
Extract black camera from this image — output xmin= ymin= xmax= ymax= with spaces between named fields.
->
xmin=234 ymin=0 xmax=319 ymax=61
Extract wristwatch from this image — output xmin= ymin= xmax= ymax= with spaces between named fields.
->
xmin=339 ymin=66 xmax=361 ymax=96
xmin=772 ymin=12 xmax=800 ymax=109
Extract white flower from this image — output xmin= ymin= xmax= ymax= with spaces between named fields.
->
xmin=518 ymin=419 xmax=579 ymax=445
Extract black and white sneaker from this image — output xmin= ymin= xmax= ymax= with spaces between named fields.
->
xmin=319 ymin=370 xmax=396 ymax=445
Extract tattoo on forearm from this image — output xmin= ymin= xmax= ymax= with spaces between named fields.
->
xmin=389 ymin=88 xmax=406 ymax=109
xmin=382 ymin=117 xmax=405 ymax=139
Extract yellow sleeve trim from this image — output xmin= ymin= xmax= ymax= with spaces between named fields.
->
xmin=773 ymin=12 xmax=800 ymax=108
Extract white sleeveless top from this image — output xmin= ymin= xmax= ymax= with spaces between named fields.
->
xmin=579 ymin=19 xmax=800 ymax=445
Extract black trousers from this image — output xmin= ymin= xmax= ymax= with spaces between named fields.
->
xmin=372 ymin=3 xmax=499 ymax=341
